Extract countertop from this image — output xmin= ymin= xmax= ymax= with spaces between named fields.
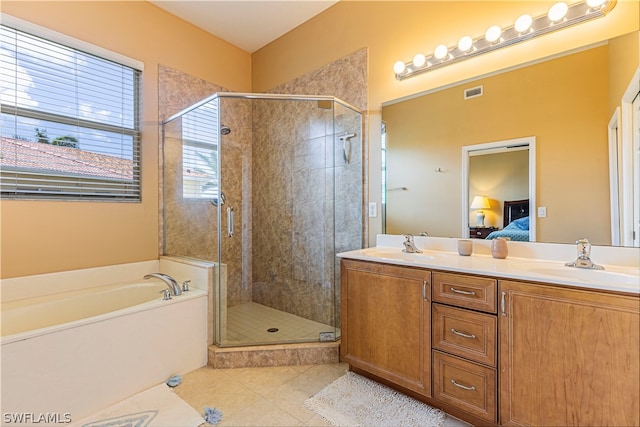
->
xmin=338 ymin=243 xmax=639 ymax=295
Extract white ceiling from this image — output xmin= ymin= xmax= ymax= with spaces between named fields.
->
xmin=150 ymin=1 xmax=339 ymax=53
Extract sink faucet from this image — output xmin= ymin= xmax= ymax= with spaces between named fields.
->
xmin=144 ymin=273 xmax=183 ymax=296
xmin=402 ymin=234 xmax=422 ymax=253
xmin=565 ymin=238 xmax=604 ymax=270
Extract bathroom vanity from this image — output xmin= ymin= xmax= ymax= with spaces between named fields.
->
xmin=339 ymin=237 xmax=639 ymax=426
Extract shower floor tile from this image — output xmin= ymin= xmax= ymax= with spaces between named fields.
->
xmin=224 ymin=302 xmax=338 ymax=346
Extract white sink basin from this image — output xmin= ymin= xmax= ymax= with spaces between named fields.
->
xmin=514 ymin=263 xmax=639 ymax=287
xmin=362 ymin=248 xmax=436 ymax=261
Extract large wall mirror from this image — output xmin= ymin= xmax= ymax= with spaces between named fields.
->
xmin=381 ymin=31 xmax=638 ymax=247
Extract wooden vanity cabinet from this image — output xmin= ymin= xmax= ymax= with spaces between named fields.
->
xmin=433 ymin=271 xmax=497 ymax=313
xmin=341 ymin=257 xmax=639 ymax=426
xmin=340 ymin=259 xmax=431 ymax=397
xmin=499 ymin=280 xmax=640 ymax=426
xmin=432 ymin=272 xmax=498 ymax=423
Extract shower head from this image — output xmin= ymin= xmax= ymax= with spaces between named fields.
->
xmin=220 ymin=125 xmax=231 ymax=135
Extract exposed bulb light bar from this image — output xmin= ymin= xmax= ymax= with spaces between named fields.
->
xmin=548 ymin=2 xmax=569 ymax=22
xmin=394 ymin=0 xmax=616 ymax=80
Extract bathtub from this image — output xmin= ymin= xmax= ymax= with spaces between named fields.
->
xmin=1 ymin=258 xmax=211 ymax=425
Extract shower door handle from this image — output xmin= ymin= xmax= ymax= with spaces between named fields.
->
xmin=227 ymin=206 xmax=234 ymax=237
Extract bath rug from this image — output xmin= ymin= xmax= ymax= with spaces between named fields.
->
xmin=304 ymin=371 xmax=446 ymax=427
xmin=70 ymin=383 xmax=204 ymax=427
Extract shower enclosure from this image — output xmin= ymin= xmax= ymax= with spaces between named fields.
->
xmin=162 ymin=93 xmax=363 ymax=347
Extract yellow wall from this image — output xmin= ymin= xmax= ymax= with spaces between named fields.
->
xmin=608 ymin=31 xmax=640 ymax=117
xmin=252 ymin=0 xmax=639 ymax=242
xmin=0 ymin=1 xmax=251 ymax=278
xmin=2 ymin=1 xmax=638 ymax=277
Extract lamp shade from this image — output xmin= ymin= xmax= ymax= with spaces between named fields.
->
xmin=470 ymin=195 xmax=491 ymax=210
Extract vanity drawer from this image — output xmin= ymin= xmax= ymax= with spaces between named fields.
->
xmin=433 ymin=350 xmax=497 ymax=423
xmin=432 ymin=272 xmax=497 ymax=313
xmin=432 ymin=304 xmax=496 ymax=367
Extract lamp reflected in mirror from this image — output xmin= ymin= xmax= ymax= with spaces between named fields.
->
xmin=470 ymin=195 xmax=491 ymax=226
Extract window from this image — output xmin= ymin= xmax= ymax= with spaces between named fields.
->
xmin=181 ymin=101 xmax=219 ymax=201
xmin=0 ymin=20 xmax=142 ymax=201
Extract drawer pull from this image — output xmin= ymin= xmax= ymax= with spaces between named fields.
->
xmin=451 ymin=379 xmax=476 ymax=391
xmin=450 ymin=287 xmax=476 ymax=296
xmin=450 ymin=328 xmax=476 ymax=339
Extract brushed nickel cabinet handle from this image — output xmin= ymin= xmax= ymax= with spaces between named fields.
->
xmin=423 ymin=280 xmax=428 ymax=301
xmin=501 ymin=291 xmax=506 ymax=316
xmin=450 ymin=328 xmax=476 ymax=339
xmin=450 ymin=287 xmax=476 ymax=296
xmin=451 ymin=379 xmax=476 ymax=391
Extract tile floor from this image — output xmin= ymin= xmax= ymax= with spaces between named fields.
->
xmin=174 ymin=362 xmax=470 ymax=426
xmin=225 ymin=302 xmax=338 ymax=346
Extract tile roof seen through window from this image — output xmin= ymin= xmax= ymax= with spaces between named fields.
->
xmin=0 ymin=137 xmax=134 ymax=180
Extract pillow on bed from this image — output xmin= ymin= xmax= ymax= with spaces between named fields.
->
xmin=505 ymin=216 xmax=529 ymax=231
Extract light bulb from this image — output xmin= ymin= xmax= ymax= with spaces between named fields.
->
xmin=548 ymin=2 xmax=568 ymax=22
xmin=458 ymin=36 xmax=473 ymax=52
xmin=393 ymin=60 xmax=406 ymax=74
xmin=485 ymin=25 xmax=502 ymax=43
xmin=586 ymin=0 xmax=605 ymax=8
xmin=434 ymin=44 xmax=448 ymax=60
xmin=413 ymin=53 xmax=426 ymax=67
xmin=514 ymin=14 xmax=533 ymax=33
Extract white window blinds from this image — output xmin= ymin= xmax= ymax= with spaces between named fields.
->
xmin=182 ymin=101 xmax=219 ymax=200
xmin=0 ymin=23 xmax=141 ymax=201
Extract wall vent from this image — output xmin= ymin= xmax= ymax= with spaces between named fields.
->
xmin=464 ymin=85 xmax=483 ymax=100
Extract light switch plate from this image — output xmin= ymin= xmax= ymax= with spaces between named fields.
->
xmin=537 ymin=207 xmax=547 ymax=218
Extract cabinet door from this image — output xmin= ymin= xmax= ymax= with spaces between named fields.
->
xmin=499 ymin=280 xmax=640 ymax=426
xmin=341 ymin=259 xmax=431 ymax=396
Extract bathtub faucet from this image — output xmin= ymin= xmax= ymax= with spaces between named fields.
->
xmin=144 ymin=273 xmax=182 ymax=296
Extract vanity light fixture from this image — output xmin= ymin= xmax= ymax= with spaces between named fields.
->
xmin=434 ymin=44 xmax=449 ymax=60
xmin=548 ymin=2 xmax=569 ymax=22
xmin=394 ymin=0 xmax=616 ymax=80
xmin=485 ymin=25 xmax=502 ymax=43
xmin=514 ymin=14 xmax=533 ymax=33
xmin=458 ymin=36 xmax=474 ymax=53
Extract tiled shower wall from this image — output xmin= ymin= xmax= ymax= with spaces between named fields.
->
xmin=250 ymin=99 xmax=363 ymax=326
xmin=160 ymin=66 xmax=253 ymax=306
xmin=253 ymin=48 xmax=367 ymax=326
xmin=159 ymin=47 xmax=367 ymax=331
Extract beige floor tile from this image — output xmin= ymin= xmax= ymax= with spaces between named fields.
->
xmin=174 ymin=366 xmax=233 ymax=398
xmin=177 ymin=362 xmax=471 ymax=427
xmin=175 ymin=373 xmax=262 ymax=421
xmin=303 ymin=413 xmax=332 ymax=426
xmin=279 ymin=363 xmax=348 ymax=397
xmin=269 ymin=383 xmax=318 ymax=423
xmin=218 ymin=398 xmax=301 ymax=427
xmin=222 ymin=365 xmax=304 ymax=397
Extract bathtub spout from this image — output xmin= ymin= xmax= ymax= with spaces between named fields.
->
xmin=144 ymin=273 xmax=182 ymax=296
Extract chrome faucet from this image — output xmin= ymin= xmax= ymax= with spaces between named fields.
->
xmin=144 ymin=273 xmax=183 ymax=296
xmin=565 ymin=238 xmax=604 ymax=270
xmin=402 ymin=234 xmax=422 ymax=253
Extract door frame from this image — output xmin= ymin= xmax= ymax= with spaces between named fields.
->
xmin=462 ymin=136 xmax=536 ymax=241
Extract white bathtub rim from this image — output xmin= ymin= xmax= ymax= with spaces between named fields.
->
xmin=1 ymin=288 xmax=206 ymax=346
xmin=1 ymin=260 xmax=161 ymax=303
